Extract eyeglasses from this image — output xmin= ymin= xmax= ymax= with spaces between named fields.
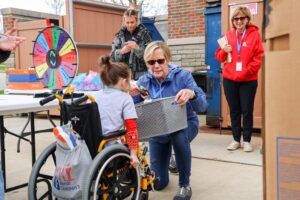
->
xmin=147 ymin=59 xmax=166 ymax=65
xmin=233 ymin=16 xmax=247 ymax=22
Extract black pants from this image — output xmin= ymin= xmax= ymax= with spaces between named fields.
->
xmin=223 ymin=78 xmax=257 ymax=142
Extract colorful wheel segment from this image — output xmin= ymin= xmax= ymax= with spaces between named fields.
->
xmin=33 ymin=26 xmax=78 ymax=90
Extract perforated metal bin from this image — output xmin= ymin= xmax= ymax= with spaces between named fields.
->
xmin=135 ymin=96 xmax=187 ymax=141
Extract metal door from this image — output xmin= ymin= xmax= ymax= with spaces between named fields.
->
xmin=204 ymin=6 xmax=222 ymax=126
xmin=142 ymin=17 xmax=164 ymax=41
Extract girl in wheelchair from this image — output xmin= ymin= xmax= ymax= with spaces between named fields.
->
xmin=95 ymin=55 xmax=140 ymax=168
xmin=28 ymin=56 xmax=152 ymax=200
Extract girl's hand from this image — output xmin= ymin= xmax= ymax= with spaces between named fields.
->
xmin=129 ymin=83 xmax=140 ymax=96
xmin=222 ymin=44 xmax=232 ymax=53
xmin=129 ymin=83 xmax=150 ymax=99
xmin=175 ymin=89 xmax=195 ymax=105
xmin=130 ymin=150 xmax=140 ymax=168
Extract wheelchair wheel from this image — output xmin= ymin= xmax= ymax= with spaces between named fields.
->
xmin=82 ymin=144 xmax=141 ymax=200
xmin=139 ymin=191 xmax=149 ymax=200
xmin=28 ymin=142 xmax=56 ymax=200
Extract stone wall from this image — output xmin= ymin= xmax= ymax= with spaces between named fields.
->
xmin=154 ymin=14 xmax=168 ymax=41
xmin=168 ymin=37 xmax=206 ymax=71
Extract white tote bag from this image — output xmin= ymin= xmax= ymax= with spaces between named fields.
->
xmin=52 ymin=139 xmax=92 ymax=199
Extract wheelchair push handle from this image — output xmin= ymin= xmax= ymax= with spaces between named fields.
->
xmin=39 ymin=94 xmax=63 ymax=106
xmin=39 ymin=95 xmax=56 ymax=106
xmin=73 ymin=96 xmax=88 ymax=105
xmin=73 ymin=95 xmax=95 ymax=106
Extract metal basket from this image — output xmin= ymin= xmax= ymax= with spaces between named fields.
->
xmin=135 ymin=96 xmax=187 ymax=141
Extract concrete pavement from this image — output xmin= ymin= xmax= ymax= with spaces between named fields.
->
xmin=2 ymin=115 xmax=263 ymax=200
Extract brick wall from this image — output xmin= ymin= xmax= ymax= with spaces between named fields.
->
xmin=167 ymin=0 xmax=207 ymax=70
xmin=0 ymin=8 xmax=58 ymax=69
xmin=2 ymin=17 xmax=17 ymax=69
xmin=168 ymin=0 xmax=205 ymax=39
xmin=3 ymin=17 xmax=15 ymax=32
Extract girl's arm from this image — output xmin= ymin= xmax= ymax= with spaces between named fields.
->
xmin=125 ymin=119 xmax=139 ymax=168
xmin=125 ymin=119 xmax=139 ymax=150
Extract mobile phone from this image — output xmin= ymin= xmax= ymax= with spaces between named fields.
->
xmin=0 ymin=33 xmax=8 ymax=42
xmin=137 ymin=85 xmax=150 ymax=97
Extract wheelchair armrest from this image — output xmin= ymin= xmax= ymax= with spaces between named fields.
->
xmin=102 ymin=130 xmax=126 ymax=140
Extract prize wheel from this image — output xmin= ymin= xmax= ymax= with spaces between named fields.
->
xmin=33 ymin=26 xmax=78 ymax=90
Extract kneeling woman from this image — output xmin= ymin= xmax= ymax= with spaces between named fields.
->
xmin=132 ymin=41 xmax=207 ymax=200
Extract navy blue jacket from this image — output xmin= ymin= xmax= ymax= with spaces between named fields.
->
xmin=0 ymin=50 xmax=10 ymax=63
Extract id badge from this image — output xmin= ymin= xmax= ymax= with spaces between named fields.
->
xmin=236 ymin=62 xmax=242 ymax=71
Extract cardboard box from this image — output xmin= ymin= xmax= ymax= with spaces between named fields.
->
xmin=264 ymin=0 xmax=300 ymax=199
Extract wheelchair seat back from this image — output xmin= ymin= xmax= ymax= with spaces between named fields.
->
xmin=61 ymin=101 xmax=102 ymax=158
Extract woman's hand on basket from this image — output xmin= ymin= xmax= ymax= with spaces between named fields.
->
xmin=130 ymin=150 xmax=140 ymax=168
xmin=175 ymin=89 xmax=195 ymax=105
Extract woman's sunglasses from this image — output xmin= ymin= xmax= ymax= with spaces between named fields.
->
xmin=147 ymin=59 xmax=166 ymax=65
xmin=233 ymin=16 xmax=247 ymax=22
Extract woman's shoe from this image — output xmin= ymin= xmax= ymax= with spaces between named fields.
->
xmin=173 ymin=186 xmax=192 ymax=200
xmin=227 ymin=141 xmax=240 ymax=151
xmin=243 ymin=142 xmax=253 ymax=152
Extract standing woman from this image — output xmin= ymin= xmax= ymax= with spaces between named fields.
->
xmin=111 ymin=8 xmax=152 ymax=80
xmin=215 ymin=6 xmax=264 ymax=152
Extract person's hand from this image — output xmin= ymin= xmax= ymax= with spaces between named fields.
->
xmin=0 ymin=28 xmax=25 ymax=51
xmin=130 ymin=150 xmax=140 ymax=168
xmin=129 ymin=82 xmax=150 ymax=98
xmin=129 ymin=85 xmax=149 ymax=99
xmin=125 ymin=41 xmax=139 ymax=50
xmin=121 ymin=44 xmax=132 ymax=54
xmin=129 ymin=82 xmax=140 ymax=96
xmin=175 ymin=89 xmax=195 ymax=105
xmin=222 ymin=44 xmax=232 ymax=53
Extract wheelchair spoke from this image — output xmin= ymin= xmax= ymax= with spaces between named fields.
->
xmin=51 ymin=152 xmax=56 ymax=165
xmin=118 ymin=166 xmax=130 ymax=182
xmin=38 ymin=190 xmax=53 ymax=200
xmin=112 ymin=159 xmax=118 ymax=183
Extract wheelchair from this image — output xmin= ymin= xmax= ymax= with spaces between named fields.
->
xmin=27 ymin=94 xmax=153 ymax=200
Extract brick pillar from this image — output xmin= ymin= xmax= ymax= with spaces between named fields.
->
xmin=168 ymin=0 xmax=207 ymax=71
xmin=2 ymin=17 xmax=17 ymax=69
xmin=3 ymin=17 xmax=15 ymax=32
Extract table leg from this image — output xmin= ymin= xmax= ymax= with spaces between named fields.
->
xmin=0 ymin=116 xmax=6 ymax=191
xmin=30 ymin=112 xmax=36 ymax=165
